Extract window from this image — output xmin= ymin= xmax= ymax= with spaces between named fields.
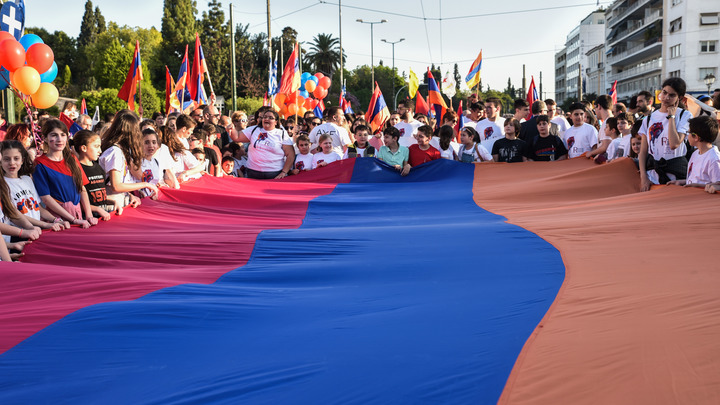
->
xmin=670 ymin=44 xmax=681 ymax=58
xmin=700 ymin=40 xmax=718 ymax=53
xmin=670 ymin=17 xmax=682 ymax=33
xmin=669 ymin=70 xmax=681 ymax=78
xmin=671 ymin=0 xmax=682 ymax=5
xmin=699 ymin=68 xmax=717 ymax=82
xmin=700 ymin=13 xmax=720 ymax=25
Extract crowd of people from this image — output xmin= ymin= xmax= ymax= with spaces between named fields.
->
xmin=0 ymin=76 xmax=717 ymax=262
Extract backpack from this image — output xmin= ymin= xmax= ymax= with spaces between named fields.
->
xmin=644 ymin=108 xmax=694 ymax=160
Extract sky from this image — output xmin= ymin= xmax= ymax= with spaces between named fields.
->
xmin=22 ymin=0 xmax=612 ymax=99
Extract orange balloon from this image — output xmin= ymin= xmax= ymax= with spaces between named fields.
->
xmin=296 ymin=95 xmax=305 ymax=106
xmin=26 ymin=43 xmax=54 ymax=74
xmin=304 ymin=80 xmax=316 ymax=93
xmin=275 ymin=93 xmax=286 ymax=105
xmin=314 ymin=72 xmax=324 ymax=80
xmin=13 ymin=66 xmax=41 ymax=95
xmin=314 ymin=87 xmax=328 ymax=100
xmin=303 ymin=98 xmax=313 ymax=109
xmin=298 ymin=106 xmax=307 ymax=116
xmin=31 ymin=82 xmax=59 ymax=109
xmin=287 ymin=92 xmax=297 ymax=102
xmin=0 ymin=39 xmax=26 ymax=72
xmin=319 ymin=76 xmax=331 ymax=90
xmin=0 ymin=32 xmax=14 ymax=43
xmin=287 ymin=103 xmax=298 ymax=115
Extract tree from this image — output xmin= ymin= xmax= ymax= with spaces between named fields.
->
xmin=453 ymin=63 xmax=461 ymax=93
xmin=159 ymin=0 xmax=197 ymax=88
xmin=96 ymin=39 xmax=132 ymax=89
xmin=198 ymin=0 xmax=230 ymax=98
xmin=76 ymin=1 xmax=107 ymax=90
xmin=305 ymin=33 xmax=344 ymax=78
xmin=504 ymin=77 xmax=516 ymax=99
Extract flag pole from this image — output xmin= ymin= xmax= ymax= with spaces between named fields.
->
xmin=138 ymin=80 xmax=144 ymax=118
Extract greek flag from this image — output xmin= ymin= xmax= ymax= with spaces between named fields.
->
xmin=0 ymin=0 xmax=25 ymax=40
xmin=268 ymin=51 xmax=278 ymax=96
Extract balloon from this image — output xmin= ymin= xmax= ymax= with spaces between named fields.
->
xmin=314 ymin=72 xmax=324 ymax=80
xmin=301 ymin=72 xmax=312 ymax=83
xmin=19 ymin=34 xmax=44 ymax=51
xmin=309 ymin=75 xmax=319 ymax=85
xmin=0 ymin=39 xmax=26 ymax=72
xmin=274 ymin=93 xmax=286 ymax=105
xmin=26 ymin=43 xmax=54 ymax=73
xmin=12 ymin=66 xmax=41 ymax=95
xmin=31 ymin=83 xmax=59 ymax=109
xmin=299 ymin=89 xmax=310 ymax=99
xmin=313 ymin=86 xmax=327 ymax=99
xmin=304 ymin=80 xmax=316 ymax=93
xmin=319 ymin=77 xmax=331 ymax=90
xmin=287 ymin=103 xmax=298 ymax=115
xmin=0 ymin=31 xmax=14 ymax=43
xmin=298 ymin=106 xmax=307 ymax=116
xmin=0 ymin=68 xmax=10 ymax=91
xmin=39 ymin=61 xmax=58 ymax=83
xmin=296 ymin=95 xmax=305 ymax=106
xmin=287 ymin=92 xmax=297 ymax=102
xmin=303 ymin=98 xmax=313 ymax=109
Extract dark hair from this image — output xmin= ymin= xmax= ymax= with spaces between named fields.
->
xmin=325 ymin=106 xmax=343 ymax=120
xmin=661 ymin=77 xmax=687 ymax=98
xmin=296 ymin=134 xmax=310 ymax=144
xmin=140 ymin=119 xmax=157 ymax=132
xmin=514 ymin=99 xmax=529 ymax=110
xmin=353 ymin=124 xmax=370 ymax=135
xmin=630 ymin=120 xmax=643 ymax=137
xmin=72 ymin=130 xmax=100 ymax=154
xmin=605 ymin=117 xmax=619 ymax=134
xmin=100 ymin=109 xmax=143 ymax=172
xmin=42 ymin=119 xmax=84 ymax=192
xmin=193 ymin=128 xmax=209 ymax=142
xmin=596 ymin=94 xmax=613 ymax=110
xmin=176 ymin=114 xmax=197 ymax=131
xmin=0 ymin=172 xmax=18 ymax=219
xmin=536 ymin=115 xmax=550 ymax=124
xmin=438 ymin=125 xmax=454 ymax=150
xmin=688 ymin=115 xmax=718 ymax=143
xmin=461 ymin=126 xmax=481 ymax=143
xmin=221 ymin=155 xmax=235 ymax=164
xmin=142 ymin=128 xmax=159 ymax=142
xmin=383 ymin=126 xmax=401 ymax=140
xmin=616 ymin=112 xmax=635 ymax=125
xmin=191 ymin=148 xmax=205 ymax=156
xmin=486 ymin=97 xmax=502 ymax=109
xmin=1 ymin=139 xmax=34 ymax=177
xmin=160 ymin=126 xmax=184 ymax=161
xmin=504 ymin=117 xmax=521 ymax=134
xmin=470 ymin=102 xmax=483 ymax=111
xmin=318 ymin=133 xmax=332 ymax=144
xmin=417 ymin=125 xmax=434 ymax=138
xmin=398 ymin=99 xmax=415 ymax=110
xmin=442 ymin=110 xmax=458 ymax=124
xmin=637 ymin=90 xmax=654 ymax=102
xmin=569 ymin=102 xmax=585 ymax=113
xmin=544 ymin=99 xmax=557 ymax=107
xmin=531 ymin=100 xmax=547 ymax=115
xmin=629 ymin=95 xmax=638 ymax=110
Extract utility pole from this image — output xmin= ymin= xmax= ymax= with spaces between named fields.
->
xmin=381 ymin=38 xmax=405 ymax=109
xmin=339 ymin=0 xmax=343 ymax=90
xmin=522 ymin=64 xmax=526 ymax=99
xmin=230 ymin=3 xmax=237 ymax=111
xmin=266 ymin=0 xmax=272 ymax=93
xmin=578 ymin=64 xmax=583 ymax=100
xmin=356 ymin=19 xmax=387 ymax=91
xmin=539 ymin=71 xmax=543 ymax=100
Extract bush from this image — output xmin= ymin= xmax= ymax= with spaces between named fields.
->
xmin=226 ymin=96 xmax=263 ymax=115
xmin=80 ymin=82 xmax=162 ymax=118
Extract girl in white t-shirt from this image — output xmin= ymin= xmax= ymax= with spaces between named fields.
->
xmin=99 ymin=110 xmax=158 ymax=207
xmin=437 ymin=125 xmax=458 ymax=160
xmin=139 ymin=129 xmax=166 ymax=199
xmin=311 ymin=134 xmax=343 ymax=169
xmin=1 ymin=140 xmax=66 ymax=232
xmin=457 ymin=127 xmax=492 ymax=163
xmin=291 ymin=135 xmax=314 ymax=174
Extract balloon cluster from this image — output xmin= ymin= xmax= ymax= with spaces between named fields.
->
xmin=275 ymin=72 xmax=331 ymax=118
xmin=0 ymin=32 xmax=59 ymax=109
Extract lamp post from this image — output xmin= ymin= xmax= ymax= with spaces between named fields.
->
xmin=381 ymin=38 xmax=405 ymax=109
xmin=704 ymin=73 xmax=716 ymax=95
xmin=356 ymin=19 xmax=387 ymax=91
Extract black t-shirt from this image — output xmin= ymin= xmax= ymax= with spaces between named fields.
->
xmin=492 ymin=138 xmax=528 ymax=163
xmin=81 ymin=161 xmax=110 ymax=206
xmin=528 ymin=135 xmax=568 ymax=161
xmin=203 ymin=147 xmax=219 ymax=167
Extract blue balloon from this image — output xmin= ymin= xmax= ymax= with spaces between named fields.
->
xmin=19 ymin=34 xmax=44 ymax=51
xmin=39 ymin=61 xmax=58 ymax=83
xmin=309 ymin=75 xmax=319 ymax=85
xmin=0 ymin=68 xmax=10 ymax=91
xmin=301 ymin=72 xmax=312 ymax=82
xmin=299 ymin=89 xmax=310 ymax=98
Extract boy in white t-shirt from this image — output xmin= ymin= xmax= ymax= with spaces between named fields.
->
xmin=667 ymin=116 xmax=720 ymax=188
xmin=291 ymin=134 xmax=314 ymax=174
xmin=610 ymin=112 xmax=634 ymax=161
xmin=476 ymin=97 xmax=505 ymax=154
xmin=563 ymin=102 xmax=598 ymax=159
xmin=639 ymin=77 xmax=693 ymax=191
xmin=597 ymin=117 xmax=620 ymax=164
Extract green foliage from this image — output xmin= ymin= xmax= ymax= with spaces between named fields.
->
xmin=61 ymin=65 xmax=72 ymax=88
xmin=480 ymin=89 xmax=513 ymax=114
xmin=96 ymin=39 xmax=132 ymax=89
xmin=76 ymin=0 xmax=107 ymax=90
xmin=138 ymin=81 xmax=162 ymax=116
xmin=226 ymin=96 xmax=263 ymax=115
xmin=305 ymin=33 xmax=344 ymax=78
xmin=344 ymin=64 xmax=405 ymax=112
xmin=198 ymin=0 xmax=230 ymax=98
xmin=159 ymin=0 xmax=197 ymax=85
xmin=80 ymin=88 xmax=128 ymax=116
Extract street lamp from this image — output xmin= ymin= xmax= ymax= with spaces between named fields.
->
xmin=356 ymin=18 xmax=387 ymax=92
xmin=704 ymin=73 xmax=716 ymax=95
xmin=381 ymin=38 xmax=405 ymax=109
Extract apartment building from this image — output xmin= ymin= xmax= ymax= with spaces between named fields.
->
xmin=555 ymin=47 xmax=567 ymax=102
xmin=564 ymin=11 xmax=606 ymax=100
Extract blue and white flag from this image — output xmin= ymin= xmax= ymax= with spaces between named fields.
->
xmin=0 ymin=0 xmax=25 ymax=40
xmin=268 ymin=51 xmax=278 ymax=96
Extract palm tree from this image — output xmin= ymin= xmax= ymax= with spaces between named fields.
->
xmin=304 ymin=33 xmax=345 ymax=78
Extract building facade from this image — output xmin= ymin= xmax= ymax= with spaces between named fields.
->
xmin=555 ymin=47 xmax=567 ymax=102
xmin=663 ymin=0 xmax=720 ymax=96
xmin=585 ymin=44 xmax=606 ymax=96
xmin=564 ymin=11 xmax=606 ymax=101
